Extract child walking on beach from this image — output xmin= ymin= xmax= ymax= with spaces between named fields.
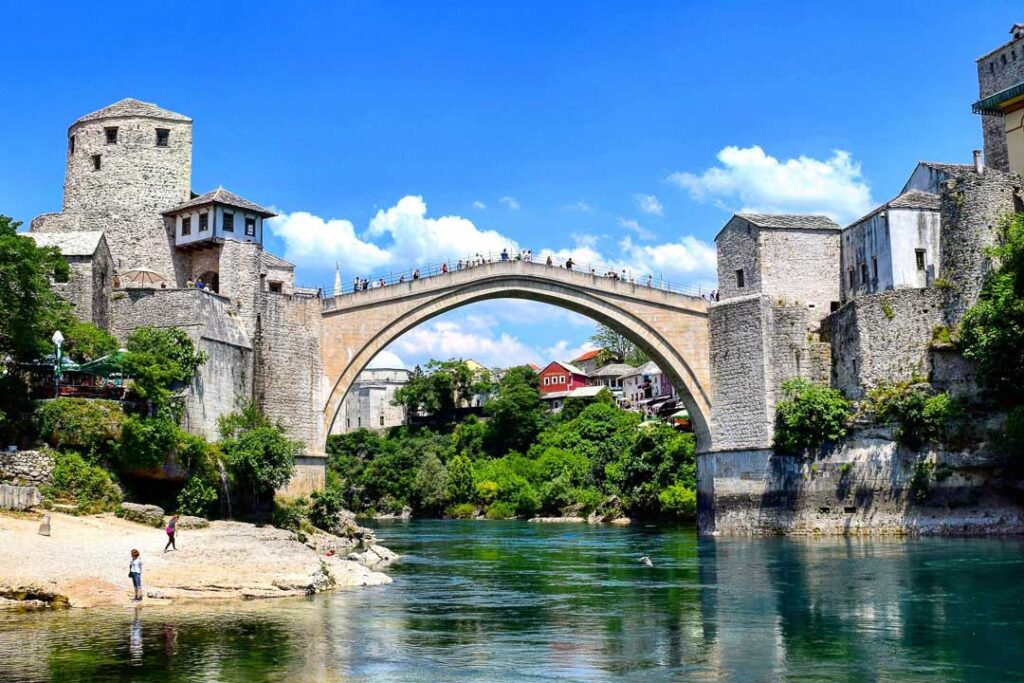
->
xmin=165 ymin=514 xmax=179 ymax=551
xmin=129 ymin=549 xmax=143 ymax=601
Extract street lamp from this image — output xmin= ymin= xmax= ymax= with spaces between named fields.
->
xmin=52 ymin=330 xmax=64 ymax=398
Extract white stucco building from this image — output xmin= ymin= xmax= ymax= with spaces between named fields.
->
xmin=335 ymin=367 xmax=411 ymax=433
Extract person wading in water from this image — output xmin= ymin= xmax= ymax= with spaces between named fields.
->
xmin=164 ymin=514 xmax=179 ymax=552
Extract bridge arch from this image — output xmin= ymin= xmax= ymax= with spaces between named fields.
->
xmin=319 ymin=261 xmax=711 ymax=451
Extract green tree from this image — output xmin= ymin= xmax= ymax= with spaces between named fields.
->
xmin=959 ymin=213 xmax=1024 ymax=402
xmin=413 ymin=453 xmax=448 ymax=513
xmin=774 ymin=378 xmax=852 ymax=454
xmin=446 ymin=453 xmax=475 ymax=505
xmin=485 ymin=365 xmax=544 ymax=454
xmin=218 ymin=402 xmax=300 ymax=509
xmin=393 ymin=359 xmax=488 ymax=421
xmin=0 ymin=215 xmax=71 ymax=363
xmin=63 ymin=321 xmax=119 ymax=363
xmin=589 ymin=324 xmax=649 ymax=367
xmin=124 ymin=326 xmax=206 ymax=412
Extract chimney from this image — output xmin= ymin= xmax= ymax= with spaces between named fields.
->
xmin=973 ymin=150 xmax=984 ymax=174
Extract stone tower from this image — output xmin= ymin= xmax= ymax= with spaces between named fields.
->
xmin=974 ymin=24 xmax=1024 ymax=173
xmin=34 ymin=98 xmax=193 ymax=282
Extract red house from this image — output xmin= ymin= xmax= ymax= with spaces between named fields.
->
xmin=538 ymin=361 xmax=589 ymax=394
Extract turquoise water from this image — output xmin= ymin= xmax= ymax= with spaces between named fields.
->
xmin=1 ymin=520 xmax=1023 ymax=681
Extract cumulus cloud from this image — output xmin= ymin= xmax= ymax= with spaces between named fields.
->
xmin=267 ymin=196 xmax=518 ymax=273
xmin=635 ymin=194 xmax=664 ymax=216
xmin=499 ymin=196 xmax=521 ymax=210
xmin=619 ymin=217 xmax=655 ymax=241
xmin=388 ymin=318 xmax=540 ymax=368
xmin=667 ymin=145 xmax=873 ymax=223
xmin=472 ymin=200 xmax=486 ymax=210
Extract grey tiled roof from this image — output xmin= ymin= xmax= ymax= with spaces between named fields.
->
xmin=737 ymin=213 xmax=841 ymax=231
xmin=589 ymin=363 xmax=635 ymax=378
xmin=24 ymin=231 xmax=105 ymax=256
xmin=74 ymin=98 xmax=191 ymax=125
xmin=917 ymin=161 xmax=973 ymax=174
xmin=888 ymin=189 xmax=941 ymax=210
xmin=261 ymin=251 xmax=295 ymax=270
xmin=163 ymin=188 xmax=276 ymax=217
xmin=847 ymin=189 xmax=940 ymax=228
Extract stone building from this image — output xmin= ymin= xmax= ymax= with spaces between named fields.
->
xmin=839 ymin=189 xmax=941 ymax=302
xmin=25 ymin=231 xmax=113 ymax=329
xmin=708 ymin=214 xmax=839 ymax=450
xmin=974 ymin=23 xmax=1024 ymax=173
xmin=335 ymin=367 xmax=411 ymax=433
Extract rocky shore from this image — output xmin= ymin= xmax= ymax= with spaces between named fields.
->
xmin=0 ymin=511 xmax=397 ymax=609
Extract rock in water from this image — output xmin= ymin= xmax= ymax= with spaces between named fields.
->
xmin=38 ymin=514 xmax=51 ymax=537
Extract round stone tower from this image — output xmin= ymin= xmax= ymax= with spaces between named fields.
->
xmin=63 ymin=98 xmax=193 ymax=280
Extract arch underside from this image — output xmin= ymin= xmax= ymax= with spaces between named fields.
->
xmin=322 ymin=275 xmax=711 ymax=451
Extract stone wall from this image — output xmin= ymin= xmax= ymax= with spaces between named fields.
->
xmin=759 ymin=228 xmax=841 ymax=313
xmin=709 ymin=295 xmax=770 ymax=449
xmin=0 ymin=485 xmax=41 ymax=511
xmin=715 ymin=217 xmax=761 ymax=300
xmin=110 ymin=288 xmax=254 ymax=442
xmin=255 ymin=295 xmax=326 ymax=455
xmin=697 ymin=426 xmax=1024 ymax=536
xmin=823 ymin=289 xmax=946 ymax=399
xmin=766 ymin=304 xmax=831 ymax=409
xmin=0 ymin=451 xmax=53 ymax=487
xmin=939 ymin=169 xmax=1022 ymax=325
xmin=219 ymin=240 xmax=263 ymax=337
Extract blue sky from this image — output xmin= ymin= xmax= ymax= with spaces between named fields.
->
xmin=1 ymin=2 xmax=1018 ymax=369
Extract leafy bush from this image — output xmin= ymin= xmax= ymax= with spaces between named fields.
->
xmin=959 ymin=213 xmax=1024 ymax=402
xmin=124 ymin=326 xmax=206 ymax=411
xmin=118 ymin=413 xmax=179 ymax=470
xmin=413 ymin=453 xmax=448 ymax=513
xmin=310 ymin=486 xmax=344 ymax=530
xmin=62 ymin=321 xmax=118 ymax=363
xmin=909 ymin=460 xmax=933 ymax=503
xmin=485 ymin=501 xmax=516 ymax=519
xmin=271 ymin=496 xmax=310 ymax=535
xmin=219 ymin=402 xmax=299 ymax=509
xmin=774 ymin=379 xmax=852 ymax=454
xmin=866 ymin=382 xmax=957 ymax=448
xmin=176 ymin=474 xmax=219 ymax=517
xmin=475 ymin=480 xmax=499 ymax=504
xmin=445 ymin=453 xmax=475 ymax=504
xmin=34 ymin=398 xmax=123 ymax=459
xmin=447 ymin=502 xmax=477 ymax=519
xmin=42 ymin=450 xmax=122 ymax=514
xmin=658 ymin=482 xmax=697 ymax=519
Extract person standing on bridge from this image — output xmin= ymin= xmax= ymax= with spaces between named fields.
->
xmin=546 ymin=255 xmax=553 ymax=266
xmin=442 ymin=263 xmax=449 ymax=274
xmin=501 ymin=248 xmax=509 ymax=261
xmin=565 ymin=258 xmax=574 ymax=270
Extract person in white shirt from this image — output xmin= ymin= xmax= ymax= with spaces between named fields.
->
xmin=129 ymin=549 xmax=143 ymax=601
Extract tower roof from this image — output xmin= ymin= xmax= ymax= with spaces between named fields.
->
xmin=72 ymin=98 xmax=192 ymax=127
xmin=735 ymin=214 xmax=841 ymax=231
xmin=162 ymin=187 xmax=276 ymax=217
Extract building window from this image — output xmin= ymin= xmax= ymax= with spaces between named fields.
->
xmin=379 ymin=415 xmax=385 ymax=426
xmin=68 ymin=135 xmax=75 ymax=154
xmin=848 ymin=268 xmax=855 ymax=289
xmin=346 ymin=418 xmax=350 ymax=428
xmin=735 ymin=269 xmax=745 ymax=288
xmin=357 ymin=417 xmax=361 ymax=427
xmin=91 ymin=154 xmax=101 ymax=171
xmin=990 ymin=62 xmax=995 ymax=74
xmin=860 ymin=263 xmax=868 ymax=284
xmin=916 ymin=249 xmax=926 ymax=271
xmin=872 ymin=256 xmax=878 ymax=281
xmin=543 ymin=377 xmax=549 ymax=386
xmin=268 ymin=281 xmax=282 ymax=293
xmin=155 ymin=128 xmax=170 ymax=147
xmin=223 ymin=212 xmax=234 ymax=232
xmin=181 ymin=216 xmax=192 ymax=236
xmin=199 ymin=213 xmax=209 ymax=232
xmin=104 ymin=127 xmax=118 ymax=144
xmin=244 ymin=216 xmax=256 ymax=237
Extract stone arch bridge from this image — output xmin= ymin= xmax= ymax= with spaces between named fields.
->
xmin=319 ymin=260 xmax=711 ymax=451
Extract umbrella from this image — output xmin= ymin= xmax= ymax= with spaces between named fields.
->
xmin=78 ymin=350 xmax=129 ymax=378
xmin=670 ymin=409 xmax=690 ymax=420
xmin=121 ymin=268 xmax=167 ymax=287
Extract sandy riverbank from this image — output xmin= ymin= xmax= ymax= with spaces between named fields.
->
xmin=0 ymin=512 xmax=396 ymax=608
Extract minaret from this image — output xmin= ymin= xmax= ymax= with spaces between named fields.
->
xmin=333 ymin=262 xmax=342 ymax=296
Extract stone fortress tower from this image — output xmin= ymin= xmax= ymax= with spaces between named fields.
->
xmin=33 ymin=99 xmax=193 ymax=283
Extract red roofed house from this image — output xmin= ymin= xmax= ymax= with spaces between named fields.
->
xmin=571 ymin=349 xmax=603 ymax=375
xmin=538 ymin=361 xmax=589 ymax=395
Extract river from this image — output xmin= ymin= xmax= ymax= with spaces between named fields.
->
xmin=1 ymin=520 xmax=1023 ymax=681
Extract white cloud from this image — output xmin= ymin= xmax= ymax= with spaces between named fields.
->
xmin=472 ymin=200 xmax=486 ymax=210
xmin=267 ymin=196 xmax=518 ymax=274
xmin=388 ymin=318 xmax=540 ymax=368
xmin=619 ymin=217 xmax=655 ymax=241
xmin=366 ymin=350 xmax=406 ymax=369
xmin=499 ymin=196 xmax=521 ymax=210
xmin=571 ymin=200 xmax=593 ymax=213
xmin=635 ymin=194 xmax=664 ymax=216
xmin=667 ymin=145 xmax=873 ymax=223
xmin=545 ymin=339 xmax=598 ymax=363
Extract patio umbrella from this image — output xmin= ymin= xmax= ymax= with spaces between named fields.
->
xmin=78 ymin=350 xmax=129 ymax=378
xmin=121 ymin=268 xmax=167 ymax=287
xmin=670 ymin=409 xmax=690 ymax=420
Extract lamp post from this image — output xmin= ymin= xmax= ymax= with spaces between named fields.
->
xmin=52 ymin=330 xmax=64 ymax=398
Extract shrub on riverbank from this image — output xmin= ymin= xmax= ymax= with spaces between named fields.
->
xmin=774 ymin=379 xmax=852 ymax=454
xmin=42 ymin=450 xmax=122 ymax=514
xmin=34 ymin=398 xmax=123 ymax=459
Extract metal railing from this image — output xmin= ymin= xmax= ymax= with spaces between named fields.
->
xmin=307 ymin=250 xmax=718 ymax=300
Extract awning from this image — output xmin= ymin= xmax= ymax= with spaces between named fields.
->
xmin=78 ymin=350 xmax=129 ymax=377
xmin=972 ymin=80 xmax=1024 ymax=116
xmin=670 ymin=409 xmax=690 ymax=420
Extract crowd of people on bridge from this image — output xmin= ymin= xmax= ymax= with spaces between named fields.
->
xmin=342 ymin=248 xmax=708 ymax=298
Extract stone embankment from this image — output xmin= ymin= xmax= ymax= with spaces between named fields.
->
xmin=0 ymin=511 xmax=397 ymax=609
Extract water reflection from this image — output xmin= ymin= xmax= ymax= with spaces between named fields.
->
xmin=0 ymin=522 xmax=1022 ymax=681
